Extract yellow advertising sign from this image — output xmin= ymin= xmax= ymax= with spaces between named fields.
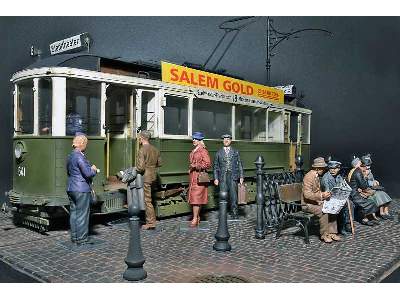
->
xmin=161 ymin=61 xmax=284 ymax=104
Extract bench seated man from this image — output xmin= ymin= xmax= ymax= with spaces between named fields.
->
xmin=301 ymin=157 xmax=341 ymax=243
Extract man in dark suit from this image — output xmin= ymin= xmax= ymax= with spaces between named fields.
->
xmin=213 ymin=134 xmax=244 ymax=219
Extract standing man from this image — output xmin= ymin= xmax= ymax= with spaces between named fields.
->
xmin=66 ymin=134 xmax=98 ymax=245
xmin=320 ymin=160 xmax=352 ymax=236
xmin=302 ymin=157 xmax=340 ymax=243
xmin=213 ymin=134 xmax=244 ymax=219
xmin=136 ymin=130 xmax=162 ymax=230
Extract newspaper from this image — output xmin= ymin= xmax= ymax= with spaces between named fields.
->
xmin=322 ymin=180 xmax=352 ymax=214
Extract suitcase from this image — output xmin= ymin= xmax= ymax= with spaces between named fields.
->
xmin=238 ymin=183 xmax=247 ymax=205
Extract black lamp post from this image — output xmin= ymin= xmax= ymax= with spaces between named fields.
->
xmin=213 ymin=188 xmax=231 ymax=252
xmin=118 ymin=167 xmax=147 ymax=281
xmin=255 ymin=156 xmax=265 ymax=239
xmin=265 ymin=17 xmax=333 ymax=85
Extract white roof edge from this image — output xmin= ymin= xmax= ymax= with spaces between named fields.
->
xmin=10 ymin=67 xmax=312 ymax=114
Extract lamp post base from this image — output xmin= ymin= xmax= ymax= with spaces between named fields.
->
xmin=213 ymin=241 xmax=232 ymax=252
xmin=123 ymin=268 xmax=147 ymax=281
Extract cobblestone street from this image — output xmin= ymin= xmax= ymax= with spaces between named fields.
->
xmin=0 ymin=200 xmax=399 ymax=283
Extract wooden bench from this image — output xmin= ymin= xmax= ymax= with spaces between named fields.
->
xmin=274 ymin=182 xmax=315 ymax=244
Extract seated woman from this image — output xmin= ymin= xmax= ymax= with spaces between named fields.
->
xmin=348 ymin=156 xmax=378 ymax=226
xmin=363 ymin=155 xmax=393 ymax=220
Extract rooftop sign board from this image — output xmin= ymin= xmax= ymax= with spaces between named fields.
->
xmin=161 ymin=61 xmax=284 ymax=104
xmin=49 ymin=33 xmax=90 ymax=55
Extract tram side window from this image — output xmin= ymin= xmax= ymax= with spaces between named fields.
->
xmin=39 ymin=78 xmax=52 ymax=135
xmin=301 ymin=114 xmax=311 ymax=144
xmin=268 ymin=110 xmax=283 ymax=142
xmin=141 ymin=91 xmax=156 ymax=135
xmin=193 ymin=99 xmax=232 ymax=139
xmin=106 ymin=86 xmax=130 ymax=133
xmin=235 ymin=106 xmax=266 ymax=141
xmin=17 ymin=80 xmax=34 ymax=134
xmin=163 ymin=95 xmax=188 ymax=135
xmin=66 ymin=79 xmax=101 ymax=136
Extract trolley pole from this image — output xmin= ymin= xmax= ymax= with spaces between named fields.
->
xmin=255 ymin=156 xmax=265 ymax=239
xmin=213 ymin=184 xmax=231 ymax=252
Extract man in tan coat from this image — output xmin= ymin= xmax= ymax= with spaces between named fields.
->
xmin=302 ymin=157 xmax=341 ymax=243
xmin=136 ymin=130 xmax=162 ymax=230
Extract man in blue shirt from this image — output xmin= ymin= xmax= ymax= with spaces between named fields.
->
xmin=321 ymin=160 xmax=352 ymax=236
xmin=66 ymin=134 xmax=98 ymax=245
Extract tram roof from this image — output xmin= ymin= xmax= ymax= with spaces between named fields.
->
xmin=26 ymin=54 xmax=162 ymax=77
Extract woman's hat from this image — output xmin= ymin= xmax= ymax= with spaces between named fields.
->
xmin=351 ymin=157 xmax=361 ymax=168
xmin=192 ymin=132 xmax=205 ymax=141
xmin=312 ymin=157 xmax=328 ymax=168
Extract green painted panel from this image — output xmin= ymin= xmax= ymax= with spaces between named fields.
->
xmin=157 ymin=139 xmax=290 ymax=184
xmin=109 ymin=137 xmax=132 ymax=176
xmin=13 ymin=137 xmax=105 ymax=198
xmin=13 ymin=137 xmax=56 ymax=195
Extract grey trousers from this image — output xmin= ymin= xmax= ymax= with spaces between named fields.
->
xmin=220 ymin=171 xmax=238 ymax=213
xmin=67 ymin=191 xmax=90 ymax=243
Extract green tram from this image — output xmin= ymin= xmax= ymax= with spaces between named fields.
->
xmin=8 ymin=54 xmax=311 ymax=231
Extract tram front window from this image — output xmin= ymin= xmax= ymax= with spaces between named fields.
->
xmin=193 ymin=99 xmax=232 ymax=139
xmin=16 ymin=80 xmax=34 ymax=134
xmin=163 ymin=95 xmax=188 ymax=135
xmin=39 ymin=78 xmax=52 ymax=135
xmin=66 ymin=79 xmax=101 ymax=136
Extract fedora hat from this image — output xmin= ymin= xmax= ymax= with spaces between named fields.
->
xmin=312 ymin=157 xmax=328 ymax=168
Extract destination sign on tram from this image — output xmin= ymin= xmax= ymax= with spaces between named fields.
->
xmin=161 ymin=61 xmax=284 ymax=104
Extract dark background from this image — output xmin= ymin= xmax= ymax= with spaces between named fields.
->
xmin=0 ymin=16 xmax=399 ymax=204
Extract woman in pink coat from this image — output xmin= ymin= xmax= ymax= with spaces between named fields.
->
xmin=188 ymin=132 xmax=211 ymax=227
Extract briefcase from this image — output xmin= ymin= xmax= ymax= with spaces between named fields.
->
xmin=238 ymin=183 xmax=247 ymax=205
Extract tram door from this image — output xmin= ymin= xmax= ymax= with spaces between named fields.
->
xmin=135 ymin=89 xmax=157 ymax=162
xmin=105 ymin=85 xmax=135 ymax=179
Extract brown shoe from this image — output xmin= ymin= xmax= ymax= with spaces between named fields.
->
xmin=142 ymin=224 xmax=156 ymax=230
xmin=321 ymin=234 xmax=333 ymax=243
xmin=330 ymin=234 xmax=342 ymax=242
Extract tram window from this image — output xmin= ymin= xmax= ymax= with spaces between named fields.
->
xmin=193 ymin=99 xmax=232 ymax=139
xmin=39 ymin=78 xmax=52 ymax=135
xmin=284 ymin=112 xmax=290 ymax=143
xmin=66 ymin=79 xmax=101 ymax=136
xmin=268 ymin=110 xmax=283 ymax=142
xmin=106 ymin=86 xmax=130 ymax=133
xmin=141 ymin=91 xmax=156 ymax=135
xmin=235 ymin=106 xmax=266 ymax=141
xmin=16 ymin=80 xmax=34 ymax=134
xmin=163 ymin=95 xmax=188 ymax=135
xmin=301 ymin=114 xmax=311 ymax=144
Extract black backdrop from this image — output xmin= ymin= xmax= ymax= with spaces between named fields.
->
xmin=1 ymin=16 xmax=399 ymax=204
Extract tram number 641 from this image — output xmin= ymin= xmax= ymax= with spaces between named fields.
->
xmin=17 ymin=166 xmax=26 ymax=177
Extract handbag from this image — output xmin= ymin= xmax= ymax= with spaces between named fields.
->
xmin=359 ymin=188 xmax=375 ymax=198
xmin=197 ymin=171 xmax=210 ymax=184
xmin=90 ymin=186 xmax=98 ymax=204
xmin=238 ymin=183 xmax=247 ymax=205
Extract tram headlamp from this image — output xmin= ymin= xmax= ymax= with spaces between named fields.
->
xmin=14 ymin=142 xmax=27 ymax=160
